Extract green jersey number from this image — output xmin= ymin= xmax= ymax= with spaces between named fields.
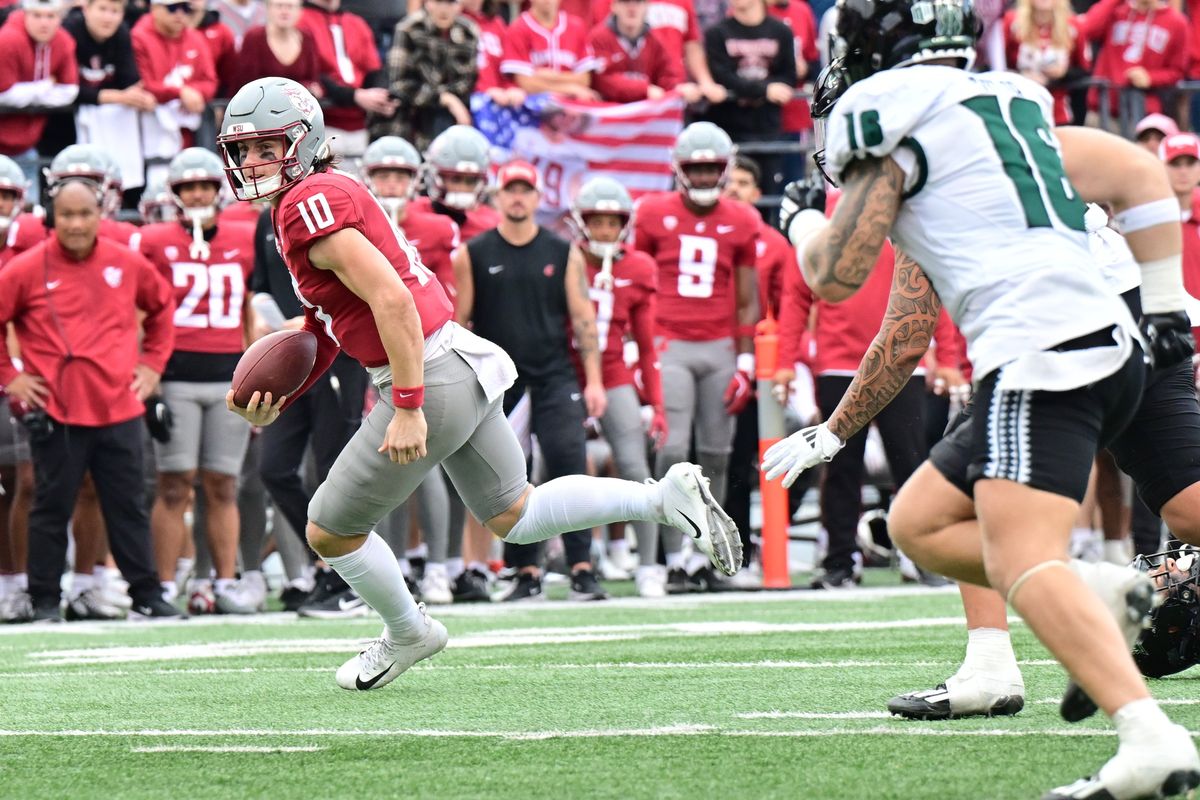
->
xmin=962 ymin=95 xmax=1085 ymax=232
xmin=844 ymin=109 xmax=883 ymax=152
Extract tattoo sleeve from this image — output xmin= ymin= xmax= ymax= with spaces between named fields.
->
xmin=802 ymin=156 xmax=905 ymax=302
xmin=825 ymin=249 xmax=942 ymax=442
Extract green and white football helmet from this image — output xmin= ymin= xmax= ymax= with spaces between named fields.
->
xmin=217 ymin=77 xmax=328 ymax=201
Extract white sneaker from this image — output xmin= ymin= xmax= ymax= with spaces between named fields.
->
xmin=635 ymin=565 xmax=666 ymax=598
xmin=609 ymin=549 xmax=639 ymax=574
xmin=1043 ymin=723 xmax=1200 ymax=799
xmin=597 ymin=555 xmax=631 ymax=581
xmin=237 ymin=571 xmax=268 ymax=612
xmin=335 ymin=605 xmax=449 ymax=691
xmin=64 ymin=587 xmax=124 ymax=621
xmin=1062 ymin=561 xmax=1157 ymax=722
xmin=214 ymin=588 xmax=258 ymax=615
xmin=418 ymin=570 xmax=453 ymax=605
xmin=94 ymin=570 xmax=132 ymax=610
xmin=726 ymin=566 xmax=762 ymax=590
xmin=0 ymin=590 xmax=34 ymax=623
xmin=658 ymin=462 xmax=742 ymax=576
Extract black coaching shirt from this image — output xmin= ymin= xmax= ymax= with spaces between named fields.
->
xmin=466 ymin=227 xmax=576 ymax=383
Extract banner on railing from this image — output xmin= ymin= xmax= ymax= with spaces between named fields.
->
xmin=472 ymin=93 xmax=685 ymax=224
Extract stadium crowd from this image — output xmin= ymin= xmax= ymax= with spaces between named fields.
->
xmin=0 ymin=0 xmax=1197 ymax=623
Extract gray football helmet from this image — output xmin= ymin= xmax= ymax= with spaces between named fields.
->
xmin=0 ymin=155 xmax=28 ymax=233
xmin=361 ymin=136 xmax=422 ymax=217
xmin=423 ymin=125 xmax=490 ymax=210
xmin=217 ymin=77 xmax=328 ymax=201
xmin=139 ymin=174 xmax=176 ymax=224
xmin=570 ymin=176 xmax=633 ymax=261
xmin=672 ymin=121 xmax=735 ymax=207
xmin=168 ymin=147 xmax=225 ymax=222
xmin=46 ymin=144 xmax=122 ymax=217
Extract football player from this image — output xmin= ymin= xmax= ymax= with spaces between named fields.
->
xmin=568 ymin=177 xmax=667 ymax=597
xmin=765 ymin=3 xmax=1200 ymax=794
xmin=408 ymin=124 xmax=500 ymax=242
xmin=139 ymin=148 xmax=257 ymax=615
xmin=632 ymin=121 xmax=759 ymax=594
xmin=361 ymin=135 xmax=463 ymax=605
xmin=217 ymin=77 xmax=741 ymax=690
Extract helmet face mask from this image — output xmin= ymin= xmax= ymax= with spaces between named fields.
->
xmin=168 ymin=147 xmax=226 ymax=224
xmin=423 ymin=125 xmax=491 ymax=210
xmin=217 ymin=78 xmax=328 ymax=202
xmin=361 ymin=136 xmax=422 ymax=215
xmin=1132 ymin=545 xmax=1200 ymax=677
xmin=569 ymin=176 xmax=634 ymax=261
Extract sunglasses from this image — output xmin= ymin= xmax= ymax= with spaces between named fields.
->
xmin=161 ymin=1 xmax=191 ymax=13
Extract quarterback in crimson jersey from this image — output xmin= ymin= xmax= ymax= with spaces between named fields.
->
xmin=217 ymin=77 xmax=741 ymax=692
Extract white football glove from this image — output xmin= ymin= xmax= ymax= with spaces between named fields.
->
xmin=761 ymin=423 xmax=845 ymax=488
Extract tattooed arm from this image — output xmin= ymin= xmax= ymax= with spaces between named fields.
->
xmin=825 ymin=249 xmax=942 ymax=441
xmin=801 ymin=156 xmax=905 ymax=302
xmin=565 ymin=245 xmax=607 ymax=418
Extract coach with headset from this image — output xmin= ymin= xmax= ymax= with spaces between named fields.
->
xmin=0 ymin=178 xmax=180 ymax=621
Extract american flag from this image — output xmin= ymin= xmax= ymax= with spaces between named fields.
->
xmin=472 ymin=93 xmax=685 ymax=221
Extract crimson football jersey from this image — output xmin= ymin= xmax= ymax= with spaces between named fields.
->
xmin=755 ymin=221 xmax=791 ymax=320
xmin=631 ymin=192 xmax=759 ymax=341
xmin=400 ymin=211 xmax=461 ymax=297
xmin=219 ymin=201 xmax=266 ymax=227
xmin=571 ymin=248 xmax=658 ymax=395
xmin=139 ymin=220 xmax=255 ymax=354
xmin=274 ymin=171 xmax=453 ymax=371
xmin=408 ymin=196 xmax=500 ymax=242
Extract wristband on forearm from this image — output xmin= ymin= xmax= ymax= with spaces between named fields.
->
xmin=392 ymin=385 xmax=424 ymax=409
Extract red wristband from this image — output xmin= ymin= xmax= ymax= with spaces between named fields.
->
xmin=392 ymin=385 xmax=424 ymax=409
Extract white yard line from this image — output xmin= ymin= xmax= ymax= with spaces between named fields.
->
xmin=0 ymin=726 xmax=1162 ymax=740
xmin=1035 ymin=698 xmax=1200 ymax=706
xmin=131 ymin=745 xmax=325 ymax=753
xmin=736 ymin=712 xmax=893 ymax=720
xmin=23 ymin=618 xmax=982 ymax=666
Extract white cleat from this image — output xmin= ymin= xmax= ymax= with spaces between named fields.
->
xmin=635 ymin=565 xmax=667 ymax=598
xmin=1043 ymin=723 xmax=1200 ymax=799
xmin=658 ymin=462 xmax=742 ymax=576
xmin=335 ymin=605 xmax=449 ymax=691
xmin=1062 ymin=562 xmax=1158 ymax=722
xmin=887 ymin=669 xmax=1025 ymax=720
xmin=237 ymin=571 xmax=268 ymax=612
xmin=418 ymin=570 xmax=453 ymax=605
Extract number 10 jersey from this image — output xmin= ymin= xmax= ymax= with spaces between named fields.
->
xmin=823 ymin=65 xmax=1138 ymax=386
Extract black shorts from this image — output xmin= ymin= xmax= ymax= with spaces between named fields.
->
xmin=1108 ymin=359 xmax=1200 ymax=514
xmin=930 ymin=330 xmax=1144 ymax=504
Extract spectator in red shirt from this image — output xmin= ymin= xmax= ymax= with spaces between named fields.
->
xmin=132 ymin=0 xmax=217 ymax=149
xmin=589 ymin=0 xmax=698 ymax=102
xmin=235 ymin=0 xmax=321 ymax=94
xmin=0 ymin=179 xmax=179 ymax=621
xmin=189 ymin=0 xmax=239 ymax=97
xmin=1163 ymin=133 xmax=1200 ymax=336
xmin=299 ymin=0 xmax=395 ymax=157
xmin=1078 ymin=0 xmax=1190 ymax=118
xmin=1001 ymin=0 xmax=1091 ymax=124
xmin=462 ymin=0 xmax=523 ymax=105
xmin=0 ymin=0 xmax=79 ymax=193
xmin=767 ymin=0 xmax=818 ymax=134
xmin=501 ymin=0 xmax=599 ymax=99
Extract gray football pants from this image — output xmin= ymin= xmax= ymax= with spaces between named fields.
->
xmin=600 ymin=384 xmax=657 ymax=567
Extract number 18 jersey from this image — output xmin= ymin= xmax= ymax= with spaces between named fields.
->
xmin=274 ymin=170 xmax=453 ymax=368
xmin=632 ymin=192 xmax=759 ymax=342
xmin=824 ymin=65 xmax=1137 ymax=386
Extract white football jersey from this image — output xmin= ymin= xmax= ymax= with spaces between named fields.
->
xmin=825 ymin=66 xmax=1138 ymax=388
xmin=1085 ymin=204 xmax=1141 ymax=296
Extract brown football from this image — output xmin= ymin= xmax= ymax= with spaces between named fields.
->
xmin=231 ymin=330 xmax=318 ymax=408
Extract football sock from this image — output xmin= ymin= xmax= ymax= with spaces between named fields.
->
xmin=325 ymin=532 xmax=424 ymax=643
xmin=666 ymin=552 xmax=687 ymax=571
xmin=960 ymin=628 xmax=1019 ymax=676
xmin=425 ymin=561 xmax=447 ymax=579
xmin=446 ymin=557 xmax=465 ymax=580
xmin=609 ymin=538 xmax=629 ymax=559
xmin=14 ymin=572 xmax=25 ymax=591
xmin=504 ymin=476 xmax=659 ymax=546
xmin=686 ymin=553 xmax=709 ymax=574
xmin=160 ymin=581 xmax=178 ymax=602
xmin=70 ymin=572 xmax=92 ymax=598
xmin=1113 ymin=697 xmax=1174 ymax=745
xmin=214 ymin=578 xmax=237 ymax=596
xmin=1103 ymin=538 xmax=1134 ymax=566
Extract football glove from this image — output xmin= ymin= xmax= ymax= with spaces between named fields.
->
xmin=762 ymin=423 xmax=845 ymax=488
xmin=724 ymin=370 xmax=754 ymax=416
xmin=1140 ymin=312 xmax=1196 ymax=369
xmin=647 ymin=405 xmax=668 ymax=450
xmin=144 ymin=395 xmax=174 ymax=443
xmin=778 ymin=177 xmax=827 ymax=242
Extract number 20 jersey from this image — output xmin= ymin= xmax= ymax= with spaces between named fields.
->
xmin=274 ymin=171 xmax=453 ymax=368
xmin=824 ymin=65 xmax=1137 ymax=384
xmin=632 ymin=192 xmax=759 ymax=342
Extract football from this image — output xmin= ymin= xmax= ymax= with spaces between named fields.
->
xmin=230 ymin=330 xmax=318 ymax=408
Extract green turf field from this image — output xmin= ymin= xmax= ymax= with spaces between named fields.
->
xmin=3 ymin=582 xmax=1197 ymax=799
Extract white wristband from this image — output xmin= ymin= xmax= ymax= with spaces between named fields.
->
xmin=736 ymin=352 xmax=755 ymax=374
xmin=1140 ymin=254 xmax=1188 ymax=314
xmin=787 ymin=208 xmax=829 ymax=254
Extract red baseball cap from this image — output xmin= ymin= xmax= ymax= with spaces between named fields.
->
xmin=1160 ymin=132 xmax=1200 ymax=163
xmin=1136 ymin=113 xmax=1180 ymax=139
xmin=497 ymin=160 xmax=541 ymax=191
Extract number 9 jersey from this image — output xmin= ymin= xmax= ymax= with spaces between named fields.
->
xmin=823 ymin=65 xmax=1138 ymax=386
xmin=274 ymin=170 xmax=454 ymax=368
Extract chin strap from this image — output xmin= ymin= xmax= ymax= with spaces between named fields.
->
xmin=188 ymin=213 xmax=210 ymax=260
xmin=593 ymin=249 xmax=615 ymax=290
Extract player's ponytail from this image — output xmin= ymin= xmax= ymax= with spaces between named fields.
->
xmin=310 ymin=141 xmax=341 ymax=175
